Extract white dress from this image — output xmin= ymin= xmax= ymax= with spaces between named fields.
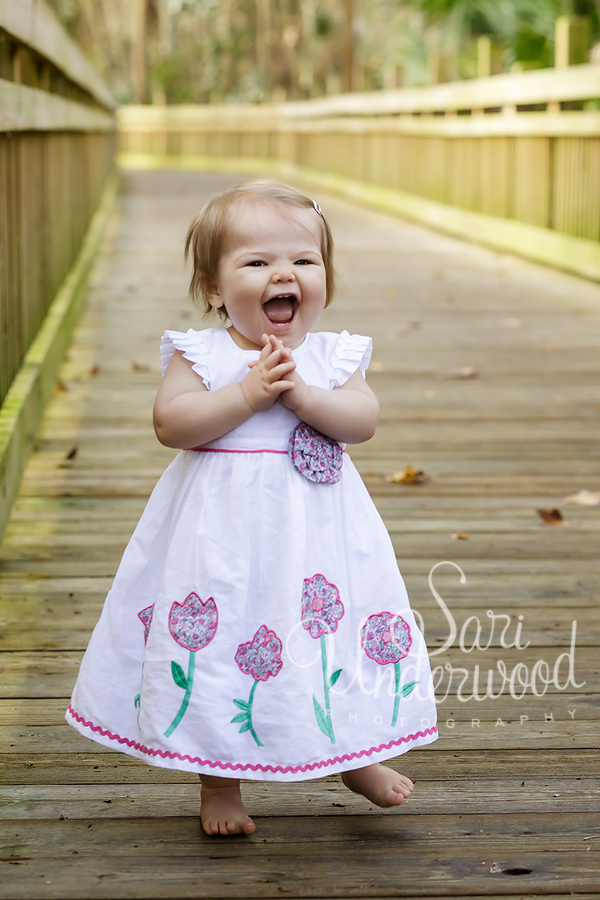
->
xmin=66 ymin=328 xmax=438 ymax=780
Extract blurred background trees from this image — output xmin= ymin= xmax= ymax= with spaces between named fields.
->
xmin=47 ymin=0 xmax=600 ymax=104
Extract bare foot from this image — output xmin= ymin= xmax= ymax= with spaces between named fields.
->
xmin=342 ymin=763 xmax=414 ymax=808
xmin=200 ymin=775 xmax=256 ymax=836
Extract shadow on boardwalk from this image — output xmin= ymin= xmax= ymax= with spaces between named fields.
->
xmin=1 ymin=169 xmax=599 ymax=899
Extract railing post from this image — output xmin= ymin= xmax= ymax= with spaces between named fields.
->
xmin=554 ymin=15 xmax=591 ymax=68
xmin=477 ymin=36 xmax=503 ymax=79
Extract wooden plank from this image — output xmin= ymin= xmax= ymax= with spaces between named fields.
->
xmin=2 ymin=811 xmax=599 ymax=855
xmin=1 ymin=850 xmax=600 ymax=899
xmin=2 ymin=747 xmax=598 ymax=783
xmin=0 ymin=0 xmax=115 ymax=110
xmin=3 ymin=776 xmax=597 ymax=820
xmin=0 ymin=80 xmax=115 ymax=133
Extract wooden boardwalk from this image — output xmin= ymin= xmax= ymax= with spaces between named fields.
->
xmin=1 ymin=169 xmax=600 ymax=899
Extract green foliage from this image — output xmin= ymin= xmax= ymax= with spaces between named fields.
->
xmin=51 ymin=0 xmax=600 ymax=104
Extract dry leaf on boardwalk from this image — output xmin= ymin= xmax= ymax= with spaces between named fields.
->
xmin=451 ymin=532 xmax=470 ymax=540
xmin=438 ymin=366 xmax=479 ymax=380
xmin=59 ymin=445 xmax=79 ymax=468
xmin=537 ymin=508 xmax=570 ymax=526
xmin=563 ymin=489 xmax=600 ymax=506
xmin=132 ymin=361 xmax=150 ymax=372
xmin=386 ymin=465 xmax=429 ymax=484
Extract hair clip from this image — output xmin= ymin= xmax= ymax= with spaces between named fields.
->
xmin=312 ymin=200 xmax=323 ymax=217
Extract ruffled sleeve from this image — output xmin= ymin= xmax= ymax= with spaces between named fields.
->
xmin=330 ymin=330 xmax=373 ymax=388
xmin=160 ymin=329 xmax=211 ymax=389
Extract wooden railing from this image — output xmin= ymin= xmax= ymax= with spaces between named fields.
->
xmin=119 ymin=63 xmax=600 ymax=282
xmin=0 ymin=0 xmax=116 ymax=538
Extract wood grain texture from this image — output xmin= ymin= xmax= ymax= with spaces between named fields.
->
xmin=0 ymin=170 xmax=599 ymax=899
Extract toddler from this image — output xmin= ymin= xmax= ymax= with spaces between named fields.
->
xmin=66 ymin=179 xmax=438 ymax=836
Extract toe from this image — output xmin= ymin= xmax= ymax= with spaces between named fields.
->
xmin=241 ymin=817 xmax=256 ymax=835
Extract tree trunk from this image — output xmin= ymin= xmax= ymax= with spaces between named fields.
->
xmin=131 ymin=0 xmax=148 ymax=103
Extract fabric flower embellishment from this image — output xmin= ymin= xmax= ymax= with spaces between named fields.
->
xmin=138 ymin=605 xmax=155 ymax=646
xmin=288 ymin=422 xmax=343 ymax=484
xmin=361 ymin=612 xmax=417 ymax=727
xmin=301 ymin=574 xmax=344 ymax=743
xmin=134 ymin=605 xmax=155 ymax=713
xmin=301 ymin=573 xmax=344 ymax=639
xmin=231 ymin=625 xmax=283 ymax=746
xmin=164 ymin=592 xmax=218 ymax=738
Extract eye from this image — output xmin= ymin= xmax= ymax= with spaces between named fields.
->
xmin=247 ymin=260 xmax=266 ymax=267
xmin=294 ymin=259 xmax=312 ymax=265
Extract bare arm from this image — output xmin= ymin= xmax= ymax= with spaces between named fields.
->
xmin=153 ymin=339 xmax=296 ymax=449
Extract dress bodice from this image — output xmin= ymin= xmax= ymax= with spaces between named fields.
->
xmin=160 ymin=327 xmax=372 ymax=452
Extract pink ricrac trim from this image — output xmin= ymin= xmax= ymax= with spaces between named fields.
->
xmin=188 ymin=447 xmax=288 ymax=454
xmin=66 ymin=704 xmax=437 ymax=776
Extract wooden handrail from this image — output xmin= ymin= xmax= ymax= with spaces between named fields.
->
xmin=0 ymin=0 xmax=117 ymax=543
xmin=280 ymin=64 xmax=600 ymax=116
xmin=0 ymin=0 xmax=116 ymax=111
xmin=0 ymin=80 xmax=115 ymax=131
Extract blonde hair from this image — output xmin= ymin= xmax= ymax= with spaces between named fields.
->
xmin=184 ymin=180 xmax=335 ymax=320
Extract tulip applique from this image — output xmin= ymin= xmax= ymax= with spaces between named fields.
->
xmin=164 ymin=592 xmax=218 ymax=738
xmin=231 ymin=625 xmax=283 ymax=746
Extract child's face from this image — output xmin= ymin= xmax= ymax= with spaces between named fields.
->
xmin=207 ymin=201 xmax=327 ymax=350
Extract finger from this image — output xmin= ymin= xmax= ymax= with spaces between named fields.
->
xmin=261 ymin=347 xmax=292 ymax=371
xmin=270 ymin=335 xmax=292 ymax=359
xmin=267 ymin=334 xmax=284 ymax=349
xmin=267 ymin=361 xmax=296 ymax=382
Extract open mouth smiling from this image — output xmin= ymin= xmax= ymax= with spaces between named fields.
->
xmin=262 ymin=295 xmax=298 ymax=327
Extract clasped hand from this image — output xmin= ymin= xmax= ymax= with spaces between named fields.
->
xmin=241 ymin=334 xmax=307 ymax=413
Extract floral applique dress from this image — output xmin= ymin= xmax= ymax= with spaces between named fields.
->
xmin=66 ymin=328 xmax=438 ymax=780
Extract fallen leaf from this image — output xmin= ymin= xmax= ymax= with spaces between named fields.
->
xmin=89 ymin=364 xmax=101 ymax=377
xmin=65 ymin=446 xmax=78 ymax=461
xmin=537 ymin=508 xmax=570 ymax=526
xmin=451 ymin=533 xmax=470 ymax=540
xmin=438 ymin=366 xmax=478 ymax=380
xmin=132 ymin=361 xmax=150 ymax=372
xmin=563 ymin=489 xmax=600 ymax=506
xmin=386 ymin=465 xmax=429 ymax=484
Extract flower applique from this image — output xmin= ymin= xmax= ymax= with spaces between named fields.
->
xmin=288 ymin=422 xmax=343 ymax=484
xmin=134 ymin=604 xmax=155 ymax=713
xmin=301 ymin=574 xmax=344 ymax=743
xmin=232 ymin=625 xmax=283 ymax=746
xmin=361 ymin=612 xmax=417 ymax=727
xmin=138 ymin=605 xmax=155 ymax=646
xmin=164 ymin=592 xmax=218 ymax=738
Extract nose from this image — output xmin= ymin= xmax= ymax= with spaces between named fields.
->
xmin=271 ymin=267 xmax=295 ymax=284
